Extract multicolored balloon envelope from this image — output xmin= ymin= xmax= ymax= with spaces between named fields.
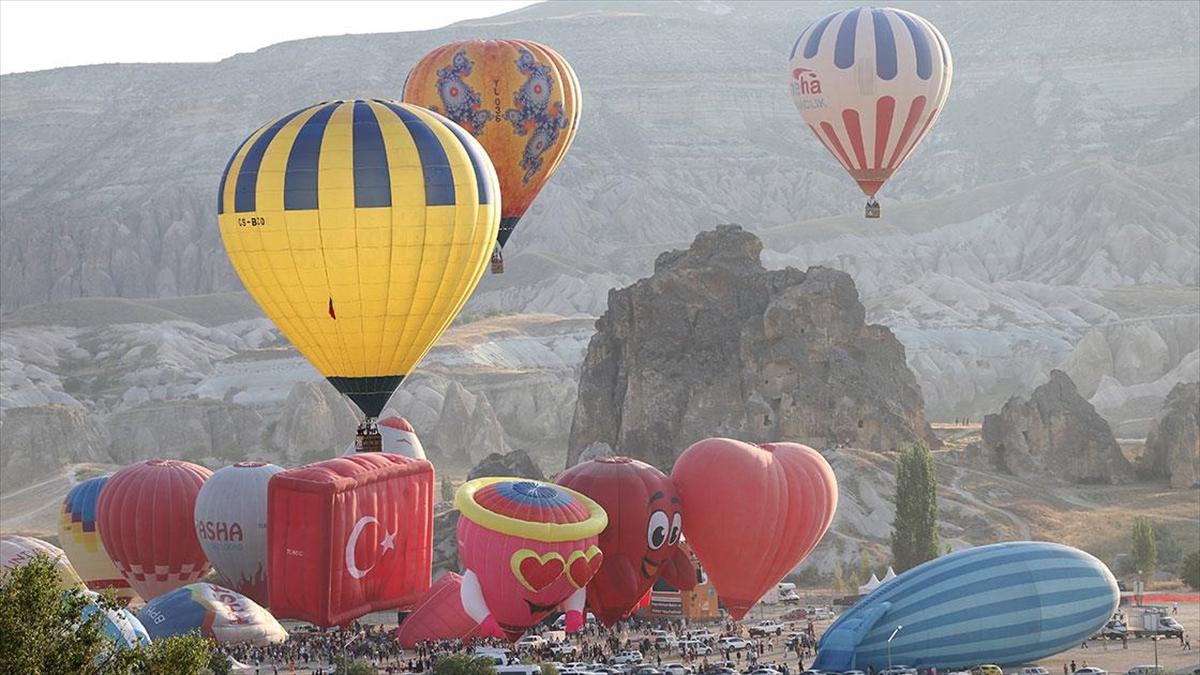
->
xmin=80 ymin=590 xmax=151 ymax=652
xmin=343 ymin=415 xmax=426 ymax=460
xmin=788 ymin=6 xmax=952 ymax=204
xmin=456 ymin=478 xmax=607 ymax=641
xmin=403 ymin=39 xmax=580 ymax=270
xmin=555 ymin=456 xmax=696 ymax=627
xmin=672 ymin=439 xmax=838 ymax=620
xmin=395 ymin=572 xmax=481 ymax=648
xmin=60 ymin=476 xmax=138 ymax=604
xmin=96 ymin=459 xmax=212 ymax=601
xmin=268 ymin=454 xmax=434 ymax=627
xmin=137 ymin=582 xmax=287 ymax=645
xmin=217 ymin=99 xmax=500 ymax=420
xmin=194 ymin=462 xmax=283 ymax=606
xmin=813 ymin=541 xmax=1120 ymax=671
xmin=1 ymin=535 xmax=85 ymax=590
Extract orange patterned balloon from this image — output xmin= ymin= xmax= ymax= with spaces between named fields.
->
xmin=403 ymin=39 xmax=580 ymax=271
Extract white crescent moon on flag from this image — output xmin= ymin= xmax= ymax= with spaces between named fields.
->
xmin=345 ymin=516 xmax=378 ymax=579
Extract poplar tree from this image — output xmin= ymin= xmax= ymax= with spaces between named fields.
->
xmin=1131 ymin=516 xmax=1158 ymax=578
xmin=890 ymin=441 xmax=940 ymax=573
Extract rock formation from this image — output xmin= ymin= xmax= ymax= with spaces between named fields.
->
xmin=269 ymin=381 xmax=358 ymax=464
xmin=0 ymin=405 xmax=111 ymax=489
xmin=464 ymin=449 xmax=546 ymax=482
xmin=1139 ymin=381 xmax=1199 ymax=488
xmin=426 ymin=382 xmax=510 ymax=465
xmin=567 ymin=225 xmax=937 ymax=470
xmin=978 ymin=370 xmax=1135 ymax=484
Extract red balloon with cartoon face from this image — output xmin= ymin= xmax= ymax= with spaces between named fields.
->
xmin=556 ymin=457 xmax=696 ymax=627
xmin=456 ymin=478 xmax=607 ymax=641
xmin=672 ymin=439 xmax=838 ymax=620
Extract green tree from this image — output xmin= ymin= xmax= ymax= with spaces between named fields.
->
xmin=0 ymin=553 xmax=214 ymax=675
xmin=1131 ymin=516 xmax=1158 ymax=578
xmin=1182 ymin=550 xmax=1200 ymax=590
xmin=857 ymin=551 xmax=873 ymax=583
xmin=890 ymin=441 xmax=940 ymax=573
xmin=830 ymin=561 xmax=844 ymax=594
xmin=441 ymin=476 xmax=455 ymax=503
xmin=433 ymin=652 xmax=498 ymax=675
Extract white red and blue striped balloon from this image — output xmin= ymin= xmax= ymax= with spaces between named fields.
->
xmin=194 ymin=462 xmax=283 ymax=607
xmin=789 ymin=6 xmax=952 ymax=198
xmin=80 ymin=590 xmax=152 ymax=652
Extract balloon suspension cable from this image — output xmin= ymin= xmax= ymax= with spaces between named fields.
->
xmin=865 ymin=199 xmax=881 ymax=219
xmin=490 ymin=243 xmax=505 ymax=274
xmin=355 ymin=419 xmax=382 ymax=453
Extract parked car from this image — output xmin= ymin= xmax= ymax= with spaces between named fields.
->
xmin=1021 ymin=667 xmax=1050 ymax=675
xmin=971 ymin=666 xmax=1003 ymax=675
xmin=878 ymin=667 xmax=918 ymax=675
xmin=717 ymin=637 xmax=750 ymax=650
xmin=1075 ymin=669 xmax=1107 ymax=675
xmin=633 ymin=667 xmax=663 ymax=675
xmin=781 ymin=608 xmax=808 ymax=621
xmin=810 ymin=607 xmax=836 ymax=621
xmin=677 ymin=640 xmax=713 ymax=656
xmin=611 ymin=652 xmax=644 ymax=666
xmin=551 ymin=644 xmax=581 ymax=658
xmin=748 ymin=620 xmax=784 ymax=636
xmin=655 ymin=634 xmax=679 ymax=649
xmin=684 ymin=629 xmax=717 ymax=642
xmin=662 ymin=663 xmax=692 ymax=675
xmin=841 ymin=671 xmax=866 ymax=675
xmin=516 ymin=635 xmax=548 ymax=649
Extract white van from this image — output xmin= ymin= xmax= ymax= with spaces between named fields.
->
xmin=1125 ymin=667 xmax=1166 ymax=675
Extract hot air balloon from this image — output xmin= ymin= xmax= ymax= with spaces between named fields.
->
xmin=403 ymin=39 xmax=581 ymax=272
xmin=555 ymin=456 xmax=696 ymax=627
xmin=1 ymin=535 xmax=85 ymax=590
xmin=396 ymin=572 xmax=482 ymax=648
xmin=788 ymin=6 xmax=952 ymax=217
xmin=137 ymin=582 xmax=287 ymax=645
xmin=268 ymin=453 xmax=434 ymax=627
xmin=671 ymin=439 xmax=837 ymax=620
xmin=456 ymin=478 xmax=607 ymax=641
xmin=194 ymin=461 xmax=283 ymax=606
xmin=343 ymin=415 xmax=426 ymax=460
xmin=96 ymin=459 xmax=212 ymax=600
xmin=59 ymin=475 xmax=138 ymax=604
xmin=813 ymin=541 xmax=1120 ymax=671
xmin=80 ymin=590 xmax=152 ymax=653
xmin=217 ymin=99 xmax=500 ymax=444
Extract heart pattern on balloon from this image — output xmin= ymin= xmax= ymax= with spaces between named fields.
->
xmin=510 ymin=549 xmax=565 ymax=592
xmin=671 ymin=438 xmax=838 ymax=620
xmin=566 ymin=546 xmax=604 ymax=589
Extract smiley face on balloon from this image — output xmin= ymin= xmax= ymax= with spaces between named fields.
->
xmin=456 ymin=478 xmax=607 ymax=641
xmin=556 ymin=457 xmax=696 ymax=627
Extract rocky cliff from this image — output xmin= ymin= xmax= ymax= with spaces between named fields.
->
xmin=567 ymin=225 xmax=937 ymax=469
xmin=977 ymin=370 xmax=1136 ymax=484
xmin=1139 ymin=381 xmax=1200 ymax=488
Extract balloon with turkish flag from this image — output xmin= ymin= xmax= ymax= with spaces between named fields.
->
xmin=267 ymin=454 xmax=434 ymax=627
xmin=671 ymin=438 xmax=838 ymax=620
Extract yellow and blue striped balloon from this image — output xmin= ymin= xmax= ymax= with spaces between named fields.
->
xmin=218 ymin=99 xmax=500 ymax=418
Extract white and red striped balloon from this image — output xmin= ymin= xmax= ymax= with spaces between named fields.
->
xmin=789 ymin=6 xmax=953 ymax=198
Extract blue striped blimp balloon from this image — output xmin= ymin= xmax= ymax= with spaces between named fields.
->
xmin=80 ymin=591 xmax=151 ymax=653
xmin=813 ymin=541 xmax=1119 ymax=671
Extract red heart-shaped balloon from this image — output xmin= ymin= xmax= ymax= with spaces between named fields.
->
xmin=512 ymin=550 xmax=565 ymax=592
xmin=672 ymin=438 xmax=838 ymax=620
xmin=567 ymin=547 xmax=604 ymax=589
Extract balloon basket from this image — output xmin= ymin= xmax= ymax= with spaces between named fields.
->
xmin=865 ymin=200 xmax=881 ymax=219
xmin=490 ymin=248 xmax=505 ymax=274
xmin=355 ymin=424 xmax=382 ymax=453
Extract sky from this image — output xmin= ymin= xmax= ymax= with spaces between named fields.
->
xmin=0 ymin=0 xmax=544 ymax=75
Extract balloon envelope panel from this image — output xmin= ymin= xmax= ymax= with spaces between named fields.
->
xmin=81 ymin=591 xmax=151 ymax=651
xmin=396 ymin=572 xmax=480 ymax=648
xmin=137 ymin=582 xmax=287 ymax=645
xmin=96 ymin=459 xmax=213 ymax=601
xmin=404 ymin=39 xmax=580 ymax=249
xmin=217 ymin=99 xmax=500 ymax=419
xmin=813 ymin=541 xmax=1120 ymax=670
xmin=60 ymin=476 xmax=138 ymax=603
xmin=1 ymin=534 xmax=85 ymax=590
xmin=194 ymin=462 xmax=283 ymax=606
xmin=267 ymin=454 xmax=435 ymax=627
xmin=788 ymin=6 xmax=952 ymax=198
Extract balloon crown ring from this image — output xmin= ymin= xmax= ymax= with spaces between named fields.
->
xmin=456 ymin=477 xmax=607 ymax=542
